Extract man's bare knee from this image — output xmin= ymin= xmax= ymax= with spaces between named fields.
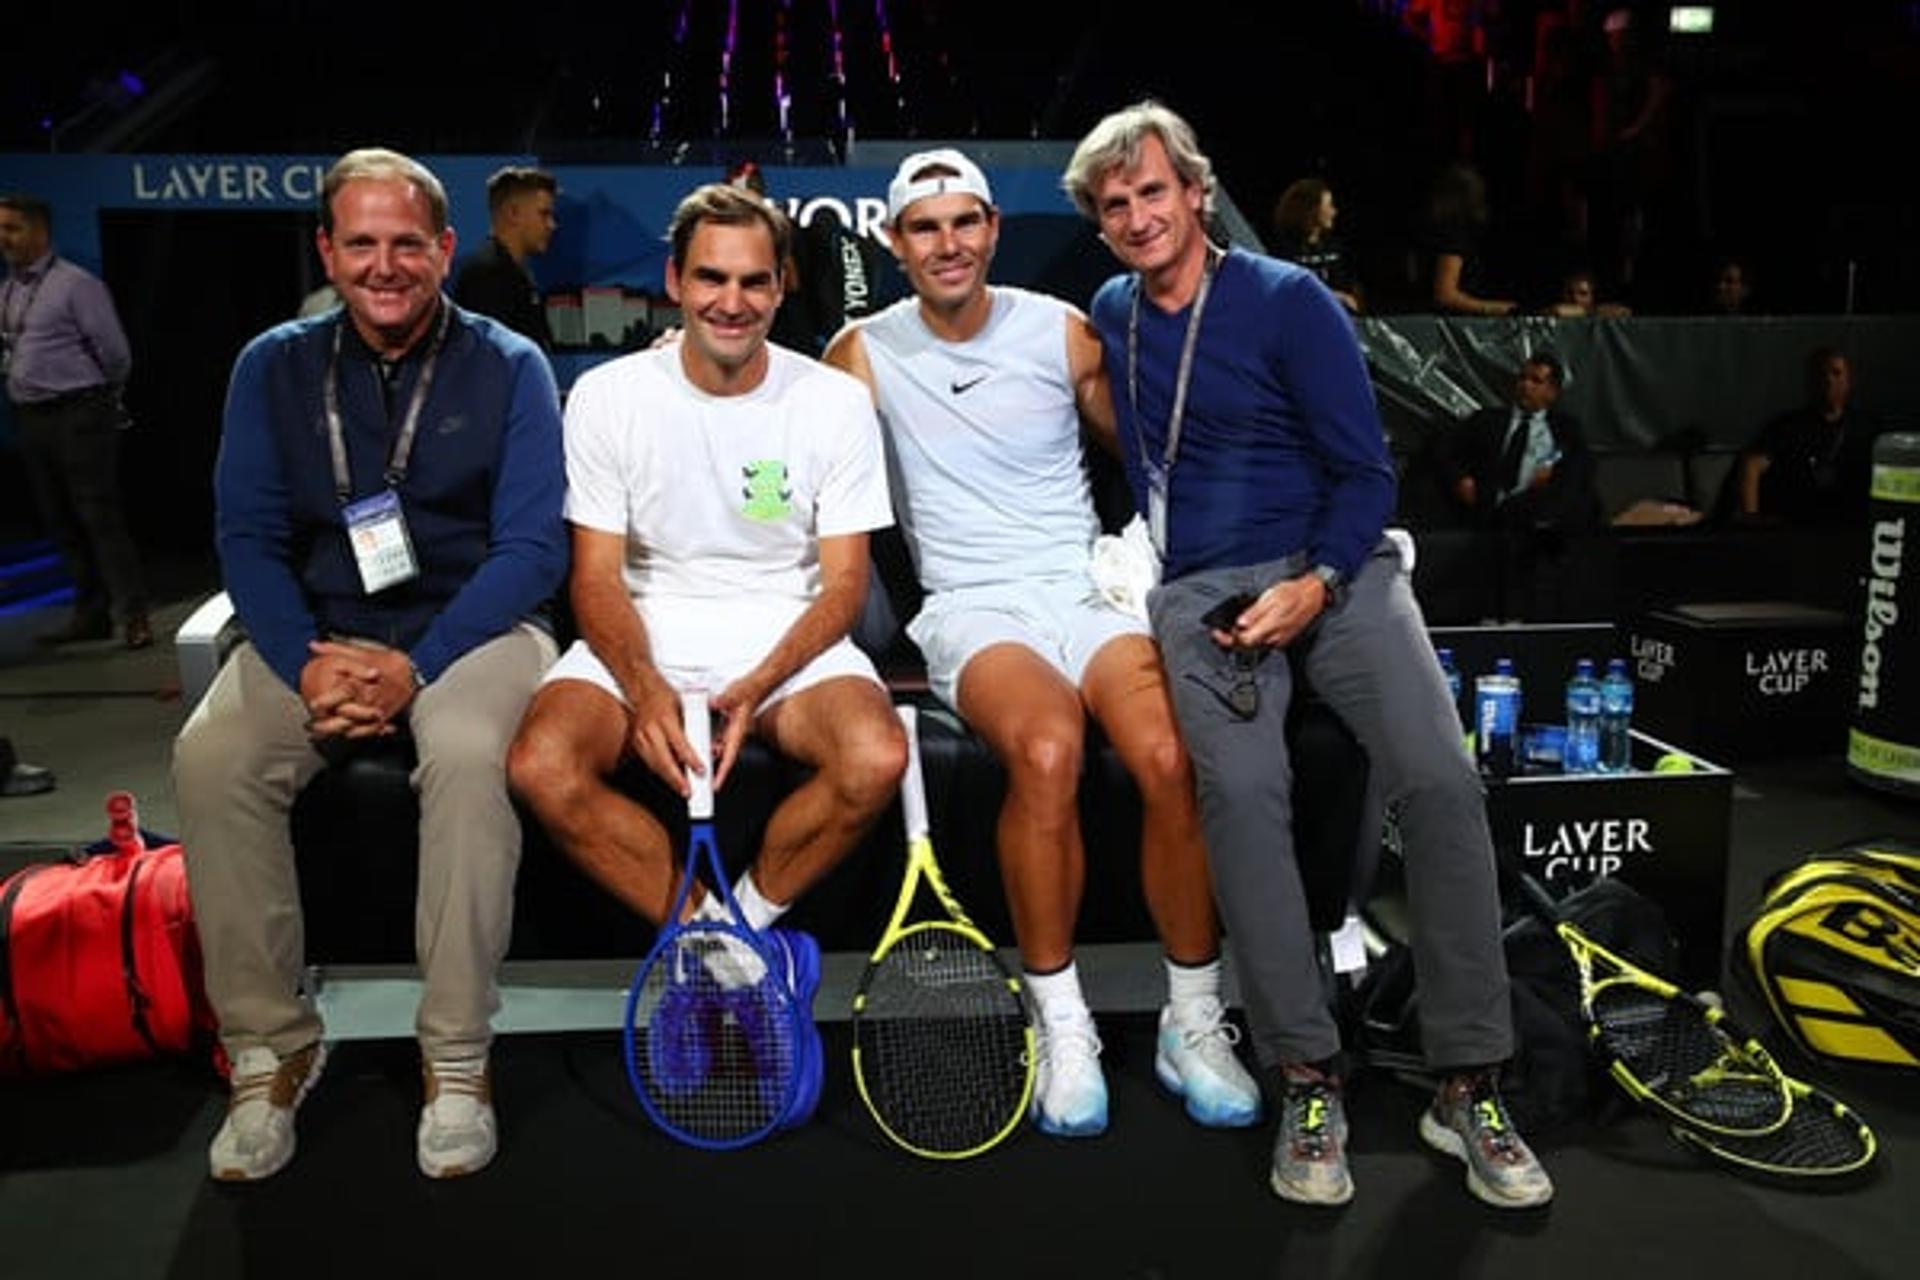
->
xmin=1008 ymin=719 xmax=1084 ymax=796
xmin=824 ymin=712 xmax=908 ymax=813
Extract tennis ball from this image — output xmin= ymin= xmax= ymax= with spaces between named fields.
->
xmin=1654 ymin=752 xmax=1696 ymax=774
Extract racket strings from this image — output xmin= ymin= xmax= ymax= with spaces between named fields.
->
xmin=630 ymin=928 xmax=798 ymax=1144
xmin=856 ymin=929 xmax=1030 ymax=1154
xmin=1674 ymin=1085 xmax=1876 ymax=1177
xmin=1591 ymin=982 xmax=1787 ymax=1131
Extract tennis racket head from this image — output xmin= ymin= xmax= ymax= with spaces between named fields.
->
xmin=1558 ymin=922 xmax=1792 ymax=1137
xmin=1669 ymin=1077 xmax=1878 ymax=1182
xmin=852 ymin=917 xmax=1035 ymax=1159
xmin=624 ymin=915 xmax=803 ymax=1149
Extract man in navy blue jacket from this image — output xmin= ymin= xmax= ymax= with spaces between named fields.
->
xmin=173 ymin=148 xmax=566 ymax=1184
xmin=1064 ymin=103 xmax=1552 ymax=1210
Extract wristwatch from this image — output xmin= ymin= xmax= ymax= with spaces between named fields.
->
xmin=1307 ymin=564 xmax=1346 ymax=607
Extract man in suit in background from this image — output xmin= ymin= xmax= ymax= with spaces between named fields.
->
xmin=1441 ymin=351 xmax=1596 ymax=618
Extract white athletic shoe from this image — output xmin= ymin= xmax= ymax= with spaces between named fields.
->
xmin=1031 ymin=1010 xmax=1108 ymax=1137
xmin=208 ymin=1042 xmax=328 ymax=1182
xmin=1154 ymin=1000 xmax=1264 ymax=1128
xmin=417 ymin=1057 xmax=497 ymax=1179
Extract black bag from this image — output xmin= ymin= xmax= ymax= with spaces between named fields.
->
xmin=1357 ymin=876 xmax=1680 ymax=1133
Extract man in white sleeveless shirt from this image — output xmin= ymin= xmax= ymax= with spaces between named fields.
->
xmin=824 ymin=149 xmax=1260 ymax=1136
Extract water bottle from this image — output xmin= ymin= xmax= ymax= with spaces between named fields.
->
xmin=1475 ymin=657 xmax=1522 ymax=778
xmin=1436 ymin=646 xmax=1463 ymax=727
xmin=1599 ymin=657 xmax=1635 ymax=773
xmin=1564 ymin=658 xmax=1601 ymax=774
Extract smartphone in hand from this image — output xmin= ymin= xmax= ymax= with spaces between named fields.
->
xmin=1200 ymin=593 xmax=1257 ymax=633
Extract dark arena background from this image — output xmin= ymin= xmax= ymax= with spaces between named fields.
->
xmin=3 ymin=4 xmax=1919 ymax=1277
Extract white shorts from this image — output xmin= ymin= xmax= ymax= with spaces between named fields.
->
xmin=907 ymin=575 xmax=1149 ymax=710
xmin=542 ymin=597 xmax=882 ymax=713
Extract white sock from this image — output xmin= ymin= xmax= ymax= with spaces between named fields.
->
xmin=1166 ymin=956 xmax=1224 ymax=1024
xmin=1025 ymin=962 xmax=1091 ymax=1025
xmin=732 ymin=871 xmax=786 ymax=933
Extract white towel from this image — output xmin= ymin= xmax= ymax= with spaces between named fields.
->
xmin=1090 ymin=515 xmax=1162 ymax=621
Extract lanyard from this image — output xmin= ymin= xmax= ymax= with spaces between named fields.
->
xmin=323 ymin=299 xmax=451 ymax=503
xmin=1126 ymin=243 xmax=1223 ymax=481
xmin=1 ymin=256 xmax=56 ymax=344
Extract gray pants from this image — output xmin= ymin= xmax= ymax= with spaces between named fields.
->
xmin=15 ymin=390 xmax=147 ymax=623
xmin=1150 ymin=541 xmax=1512 ymax=1071
xmin=173 ymin=625 xmax=554 ymax=1061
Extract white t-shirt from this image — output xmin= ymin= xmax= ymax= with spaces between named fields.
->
xmin=563 ymin=344 xmax=892 ymax=635
xmin=859 ymin=286 xmax=1099 ymax=592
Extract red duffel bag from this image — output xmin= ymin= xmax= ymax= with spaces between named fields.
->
xmin=0 ymin=792 xmax=221 ymax=1075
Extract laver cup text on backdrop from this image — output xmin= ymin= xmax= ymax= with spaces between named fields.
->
xmin=1849 ymin=434 xmax=1920 ymax=798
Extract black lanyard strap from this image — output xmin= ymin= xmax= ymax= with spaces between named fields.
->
xmin=323 ymin=299 xmax=452 ymax=503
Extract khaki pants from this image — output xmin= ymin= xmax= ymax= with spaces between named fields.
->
xmin=174 ymin=624 xmax=555 ymax=1061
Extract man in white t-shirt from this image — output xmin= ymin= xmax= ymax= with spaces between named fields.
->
xmin=823 ymin=149 xmax=1261 ymax=1137
xmin=508 ymin=186 xmax=907 ymax=1128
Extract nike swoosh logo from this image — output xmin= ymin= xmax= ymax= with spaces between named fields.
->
xmin=950 ymin=374 xmax=988 ymax=394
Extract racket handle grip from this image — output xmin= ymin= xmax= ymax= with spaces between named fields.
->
xmin=896 ymin=703 xmax=929 ymax=840
xmin=680 ymin=687 xmax=714 ymax=819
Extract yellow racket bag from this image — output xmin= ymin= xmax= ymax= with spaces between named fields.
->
xmin=1741 ymin=841 xmax=1920 ymax=1070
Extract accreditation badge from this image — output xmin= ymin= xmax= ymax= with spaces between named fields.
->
xmin=1145 ymin=463 xmax=1169 ymax=559
xmin=342 ymin=489 xmax=420 ymax=594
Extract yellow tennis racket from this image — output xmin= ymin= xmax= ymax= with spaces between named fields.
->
xmin=851 ymin=705 xmax=1034 ymax=1159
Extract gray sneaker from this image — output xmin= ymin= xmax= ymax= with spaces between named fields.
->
xmin=1419 ymin=1071 xmax=1555 ymax=1208
xmin=1268 ymin=1068 xmax=1354 ymax=1206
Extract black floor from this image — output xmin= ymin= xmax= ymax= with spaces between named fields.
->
xmin=3 ymin=753 xmax=1917 ymax=1280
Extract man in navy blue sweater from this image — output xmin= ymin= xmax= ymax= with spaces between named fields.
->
xmin=1064 ymin=103 xmax=1552 ymax=1210
xmin=173 ymin=149 xmax=566 ymax=1184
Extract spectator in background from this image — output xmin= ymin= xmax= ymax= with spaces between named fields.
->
xmin=1708 ymin=255 xmax=1754 ymax=316
xmin=0 ymin=193 xmax=151 ymax=650
xmin=1588 ymin=6 xmax=1673 ymax=294
xmin=1425 ymin=162 xmax=1517 ymax=316
xmin=1525 ymin=7 xmax=1595 ymax=267
xmin=1272 ymin=178 xmax=1363 ymax=314
xmin=1544 ymin=266 xmax=1629 ymax=317
xmin=1739 ymin=348 xmax=1877 ymax=527
xmin=452 ymin=166 xmax=558 ymax=351
xmin=1438 ymin=350 xmax=1596 ymax=617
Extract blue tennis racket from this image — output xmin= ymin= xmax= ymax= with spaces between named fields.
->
xmin=622 ymin=688 xmax=804 ymax=1149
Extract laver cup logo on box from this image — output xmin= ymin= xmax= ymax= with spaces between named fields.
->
xmin=1745 ymin=646 xmax=1832 ymax=696
xmin=1522 ymin=816 xmax=1653 ymax=881
xmin=1850 ymin=434 xmax=1920 ymax=797
xmin=1632 ymin=634 xmax=1675 ymax=684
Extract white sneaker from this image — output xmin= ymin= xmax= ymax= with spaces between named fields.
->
xmin=1154 ymin=1000 xmax=1264 ymax=1128
xmin=1031 ymin=1011 xmax=1108 ymax=1137
xmin=208 ymin=1042 xmax=328 ymax=1181
xmin=417 ymin=1057 xmax=497 ymax=1179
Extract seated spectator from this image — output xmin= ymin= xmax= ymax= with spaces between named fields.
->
xmin=1272 ymin=178 xmax=1363 ymax=313
xmin=1738 ymin=347 xmax=1878 ymax=526
xmin=1708 ymin=255 xmax=1755 ymax=316
xmin=1424 ymin=162 xmax=1517 ymax=316
xmin=1437 ymin=350 xmax=1597 ymax=616
xmin=1544 ymin=267 xmax=1630 ymax=318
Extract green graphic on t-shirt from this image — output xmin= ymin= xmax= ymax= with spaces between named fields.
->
xmin=741 ymin=460 xmax=793 ymax=521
